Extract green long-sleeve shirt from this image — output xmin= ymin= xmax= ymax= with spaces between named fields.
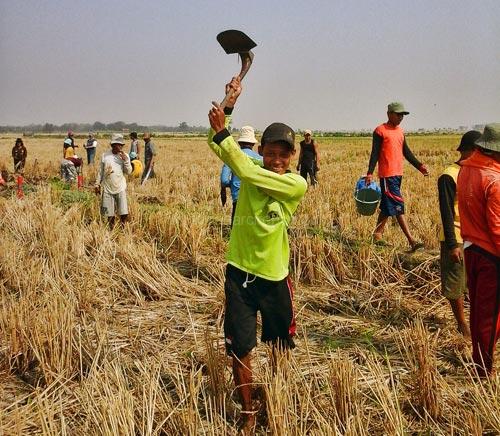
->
xmin=209 ymin=116 xmax=307 ymax=281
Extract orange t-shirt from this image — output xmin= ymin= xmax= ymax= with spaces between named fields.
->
xmin=374 ymin=123 xmax=405 ymax=177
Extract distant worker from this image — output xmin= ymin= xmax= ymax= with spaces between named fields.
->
xmin=84 ymin=132 xmax=98 ymax=164
xmin=457 ymin=123 xmax=500 ymax=377
xmin=296 ymin=129 xmax=319 ymax=185
xmin=12 ymin=138 xmax=27 ymax=173
xmin=129 ymin=132 xmax=141 ymax=158
xmin=365 ymin=102 xmax=429 ymax=251
xmin=63 ymin=130 xmax=75 ymax=157
xmin=438 ymin=130 xmax=480 ymax=337
xmin=220 ymin=125 xmax=262 ymax=225
xmin=142 ymin=132 xmax=156 ymax=183
xmin=95 ymin=133 xmax=132 ymax=226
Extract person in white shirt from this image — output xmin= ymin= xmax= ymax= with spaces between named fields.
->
xmin=95 ymin=133 xmax=132 ymax=226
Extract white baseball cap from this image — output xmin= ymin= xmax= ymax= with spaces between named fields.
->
xmin=238 ymin=125 xmax=257 ymax=144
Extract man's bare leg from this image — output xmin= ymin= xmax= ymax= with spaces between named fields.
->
xmin=373 ymin=212 xmax=389 ymax=240
xmin=395 ymin=214 xmax=421 ymax=249
xmin=449 ymin=298 xmax=471 ymax=337
xmin=107 ymin=216 xmax=115 ymax=227
xmin=233 ymin=353 xmax=256 ymax=433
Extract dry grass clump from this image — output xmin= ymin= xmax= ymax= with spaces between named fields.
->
xmin=0 ymin=134 xmax=498 ymax=434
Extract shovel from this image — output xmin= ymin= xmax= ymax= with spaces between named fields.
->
xmin=216 ymin=30 xmax=257 ymax=109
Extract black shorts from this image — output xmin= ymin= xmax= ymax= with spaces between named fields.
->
xmin=224 ymin=264 xmax=296 ymax=358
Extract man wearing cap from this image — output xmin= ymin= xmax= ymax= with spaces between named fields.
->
xmin=142 ymin=132 xmax=156 ymax=183
xmin=208 ymin=77 xmax=307 ymax=432
xmin=457 ymin=123 xmax=500 ymax=376
xmin=438 ymin=131 xmax=480 ymax=337
xmin=84 ymin=132 xmax=98 ymax=165
xmin=365 ymin=102 xmax=429 ymax=251
xmin=220 ymin=125 xmax=262 ymax=226
xmin=95 ymin=133 xmax=132 ymax=226
xmin=297 ymin=129 xmax=319 ymax=185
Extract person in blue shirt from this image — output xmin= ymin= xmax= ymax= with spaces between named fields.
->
xmin=220 ymin=125 xmax=262 ymax=226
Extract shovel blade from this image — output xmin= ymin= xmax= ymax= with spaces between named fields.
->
xmin=217 ymin=30 xmax=256 ymax=54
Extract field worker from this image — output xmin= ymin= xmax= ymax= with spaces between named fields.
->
xmin=220 ymin=125 xmax=262 ymax=226
xmin=457 ymin=123 xmax=500 ymax=377
xmin=142 ymin=132 xmax=156 ymax=183
xmin=12 ymin=138 xmax=27 ymax=173
xmin=208 ymin=77 xmax=307 ymax=433
xmin=63 ymin=130 xmax=75 ymax=155
xmin=296 ymin=129 xmax=319 ymax=185
xmin=63 ymin=138 xmax=76 ymax=158
xmin=129 ymin=131 xmax=141 ymax=158
xmin=84 ymin=132 xmax=98 ymax=164
xmin=60 ymin=145 xmax=82 ymax=183
xmin=365 ymin=102 xmax=429 ymax=251
xmin=438 ymin=130 xmax=480 ymax=337
xmin=95 ymin=133 xmax=132 ymax=226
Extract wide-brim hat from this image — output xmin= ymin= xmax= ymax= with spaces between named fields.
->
xmin=475 ymin=123 xmax=500 ymax=152
xmin=238 ymin=125 xmax=257 ymax=144
xmin=110 ymin=133 xmax=125 ymax=145
xmin=261 ymin=122 xmax=295 ymax=150
xmin=457 ymin=130 xmax=481 ymax=152
xmin=387 ymin=102 xmax=409 ymax=115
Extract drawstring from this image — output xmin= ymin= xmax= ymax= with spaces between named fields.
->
xmin=242 ymin=272 xmax=256 ymax=288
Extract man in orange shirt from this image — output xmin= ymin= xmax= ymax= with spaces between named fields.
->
xmin=457 ymin=123 xmax=500 ymax=376
xmin=365 ymin=102 xmax=429 ymax=251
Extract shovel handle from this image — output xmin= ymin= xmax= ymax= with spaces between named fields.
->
xmin=220 ymin=51 xmax=254 ymax=109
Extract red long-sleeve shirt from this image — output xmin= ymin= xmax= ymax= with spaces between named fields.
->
xmin=457 ymin=150 xmax=500 ymax=257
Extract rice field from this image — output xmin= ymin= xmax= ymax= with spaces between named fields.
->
xmin=0 ymin=134 xmax=498 ymax=435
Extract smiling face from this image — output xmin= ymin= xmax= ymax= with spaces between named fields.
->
xmin=387 ymin=111 xmax=404 ymax=126
xmin=258 ymin=142 xmax=295 ymax=175
xmin=111 ymin=142 xmax=124 ymax=154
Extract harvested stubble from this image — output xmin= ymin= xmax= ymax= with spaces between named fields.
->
xmin=0 ymin=135 xmax=498 ymax=435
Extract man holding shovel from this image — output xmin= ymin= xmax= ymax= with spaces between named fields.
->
xmin=208 ymin=76 xmax=307 ymax=432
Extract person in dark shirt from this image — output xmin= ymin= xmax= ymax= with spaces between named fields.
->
xmin=438 ymin=131 xmax=480 ymax=337
xmin=12 ymin=138 xmax=27 ymax=173
xmin=296 ymin=129 xmax=319 ymax=185
xmin=142 ymin=132 xmax=156 ymax=183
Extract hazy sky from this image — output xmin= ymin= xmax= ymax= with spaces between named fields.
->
xmin=1 ymin=0 xmax=499 ymax=131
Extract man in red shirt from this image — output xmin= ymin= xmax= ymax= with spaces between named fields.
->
xmin=365 ymin=102 xmax=429 ymax=251
xmin=457 ymin=123 xmax=500 ymax=376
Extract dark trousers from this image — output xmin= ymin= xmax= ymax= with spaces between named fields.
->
xmin=465 ymin=245 xmax=500 ymax=375
xmin=300 ymin=164 xmax=317 ymax=185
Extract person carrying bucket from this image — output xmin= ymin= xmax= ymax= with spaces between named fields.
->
xmin=364 ymin=102 xmax=428 ymax=251
xmin=438 ymin=130 xmax=480 ymax=338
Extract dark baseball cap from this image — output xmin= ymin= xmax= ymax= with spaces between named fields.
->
xmin=457 ymin=130 xmax=481 ymax=152
xmin=261 ymin=122 xmax=295 ymax=150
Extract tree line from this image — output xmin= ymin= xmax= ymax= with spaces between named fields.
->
xmin=0 ymin=121 xmax=207 ymax=134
